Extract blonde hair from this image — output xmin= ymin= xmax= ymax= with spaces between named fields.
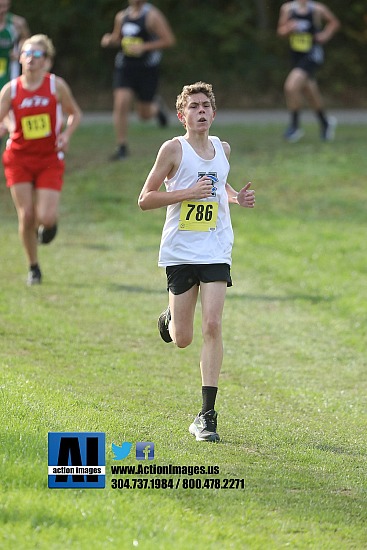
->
xmin=176 ymin=81 xmax=216 ymax=117
xmin=22 ymin=34 xmax=56 ymax=60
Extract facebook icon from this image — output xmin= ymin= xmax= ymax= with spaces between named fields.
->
xmin=136 ymin=442 xmax=154 ymax=460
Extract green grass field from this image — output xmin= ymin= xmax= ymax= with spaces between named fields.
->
xmin=1 ymin=119 xmax=366 ymax=549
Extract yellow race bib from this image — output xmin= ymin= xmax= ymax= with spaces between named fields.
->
xmin=0 ymin=57 xmax=7 ymax=77
xmin=121 ymin=36 xmax=144 ymax=57
xmin=290 ymin=33 xmax=312 ymax=53
xmin=21 ymin=114 xmax=51 ymax=140
xmin=179 ymin=200 xmax=218 ymax=232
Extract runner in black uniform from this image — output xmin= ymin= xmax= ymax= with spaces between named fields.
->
xmin=101 ymin=0 xmax=175 ymax=160
xmin=277 ymin=1 xmax=340 ymax=142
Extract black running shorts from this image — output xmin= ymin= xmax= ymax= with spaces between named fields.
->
xmin=113 ymin=64 xmax=159 ymax=102
xmin=290 ymin=49 xmax=323 ymax=78
xmin=166 ymin=264 xmax=232 ymax=295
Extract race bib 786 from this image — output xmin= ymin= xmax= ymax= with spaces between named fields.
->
xmin=179 ymin=200 xmax=218 ymax=232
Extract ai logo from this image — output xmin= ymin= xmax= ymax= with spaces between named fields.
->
xmin=48 ymin=432 xmax=106 ymax=489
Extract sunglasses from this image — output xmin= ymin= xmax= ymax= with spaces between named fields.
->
xmin=21 ymin=49 xmax=46 ymax=58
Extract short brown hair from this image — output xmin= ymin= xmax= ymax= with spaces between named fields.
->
xmin=176 ymin=81 xmax=216 ymax=117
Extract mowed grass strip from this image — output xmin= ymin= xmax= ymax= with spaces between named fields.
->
xmin=0 ymin=121 xmax=366 ymax=549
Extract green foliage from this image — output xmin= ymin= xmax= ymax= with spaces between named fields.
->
xmin=10 ymin=1 xmax=367 ymax=101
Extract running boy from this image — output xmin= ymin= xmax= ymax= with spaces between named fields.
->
xmin=0 ymin=34 xmax=82 ymax=285
xmin=138 ymin=82 xmax=255 ymax=442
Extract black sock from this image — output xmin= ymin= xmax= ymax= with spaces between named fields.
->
xmin=291 ymin=111 xmax=299 ymax=129
xmin=201 ymin=386 xmax=218 ymax=414
xmin=316 ymin=110 xmax=328 ymax=127
xmin=30 ymin=263 xmax=39 ymax=270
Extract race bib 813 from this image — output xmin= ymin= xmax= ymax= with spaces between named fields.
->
xmin=21 ymin=114 xmax=51 ymax=140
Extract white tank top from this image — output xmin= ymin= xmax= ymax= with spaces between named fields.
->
xmin=158 ymin=135 xmax=233 ymax=267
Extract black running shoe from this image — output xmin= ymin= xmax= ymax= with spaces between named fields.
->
xmin=189 ymin=409 xmax=220 ymax=442
xmin=109 ymin=144 xmax=128 ymax=161
xmin=27 ymin=264 xmax=42 ymax=286
xmin=37 ymin=224 xmax=57 ymax=244
xmin=157 ymin=306 xmax=172 ymax=343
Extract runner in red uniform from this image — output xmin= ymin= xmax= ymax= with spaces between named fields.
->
xmin=0 ymin=34 xmax=81 ymax=285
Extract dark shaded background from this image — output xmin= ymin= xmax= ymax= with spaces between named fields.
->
xmin=13 ymin=0 xmax=367 ymax=109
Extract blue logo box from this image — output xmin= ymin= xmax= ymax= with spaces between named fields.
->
xmin=48 ymin=432 xmax=105 ymax=489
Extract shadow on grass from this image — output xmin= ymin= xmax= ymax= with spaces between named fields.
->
xmin=227 ymin=292 xmax=335 ymax=304
xmin=61 ymin=242 xmax=113 ymax=251
xmin=109 ymin=283 xmax=335 ymax=304
xmin=109 ymin=284 xmax=164 ymax=295
xmin=313 ymin=443 xmax=363 ymax=456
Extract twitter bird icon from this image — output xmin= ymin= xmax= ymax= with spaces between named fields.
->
xmin=112 ymin=442 xmax=132 ymax=460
